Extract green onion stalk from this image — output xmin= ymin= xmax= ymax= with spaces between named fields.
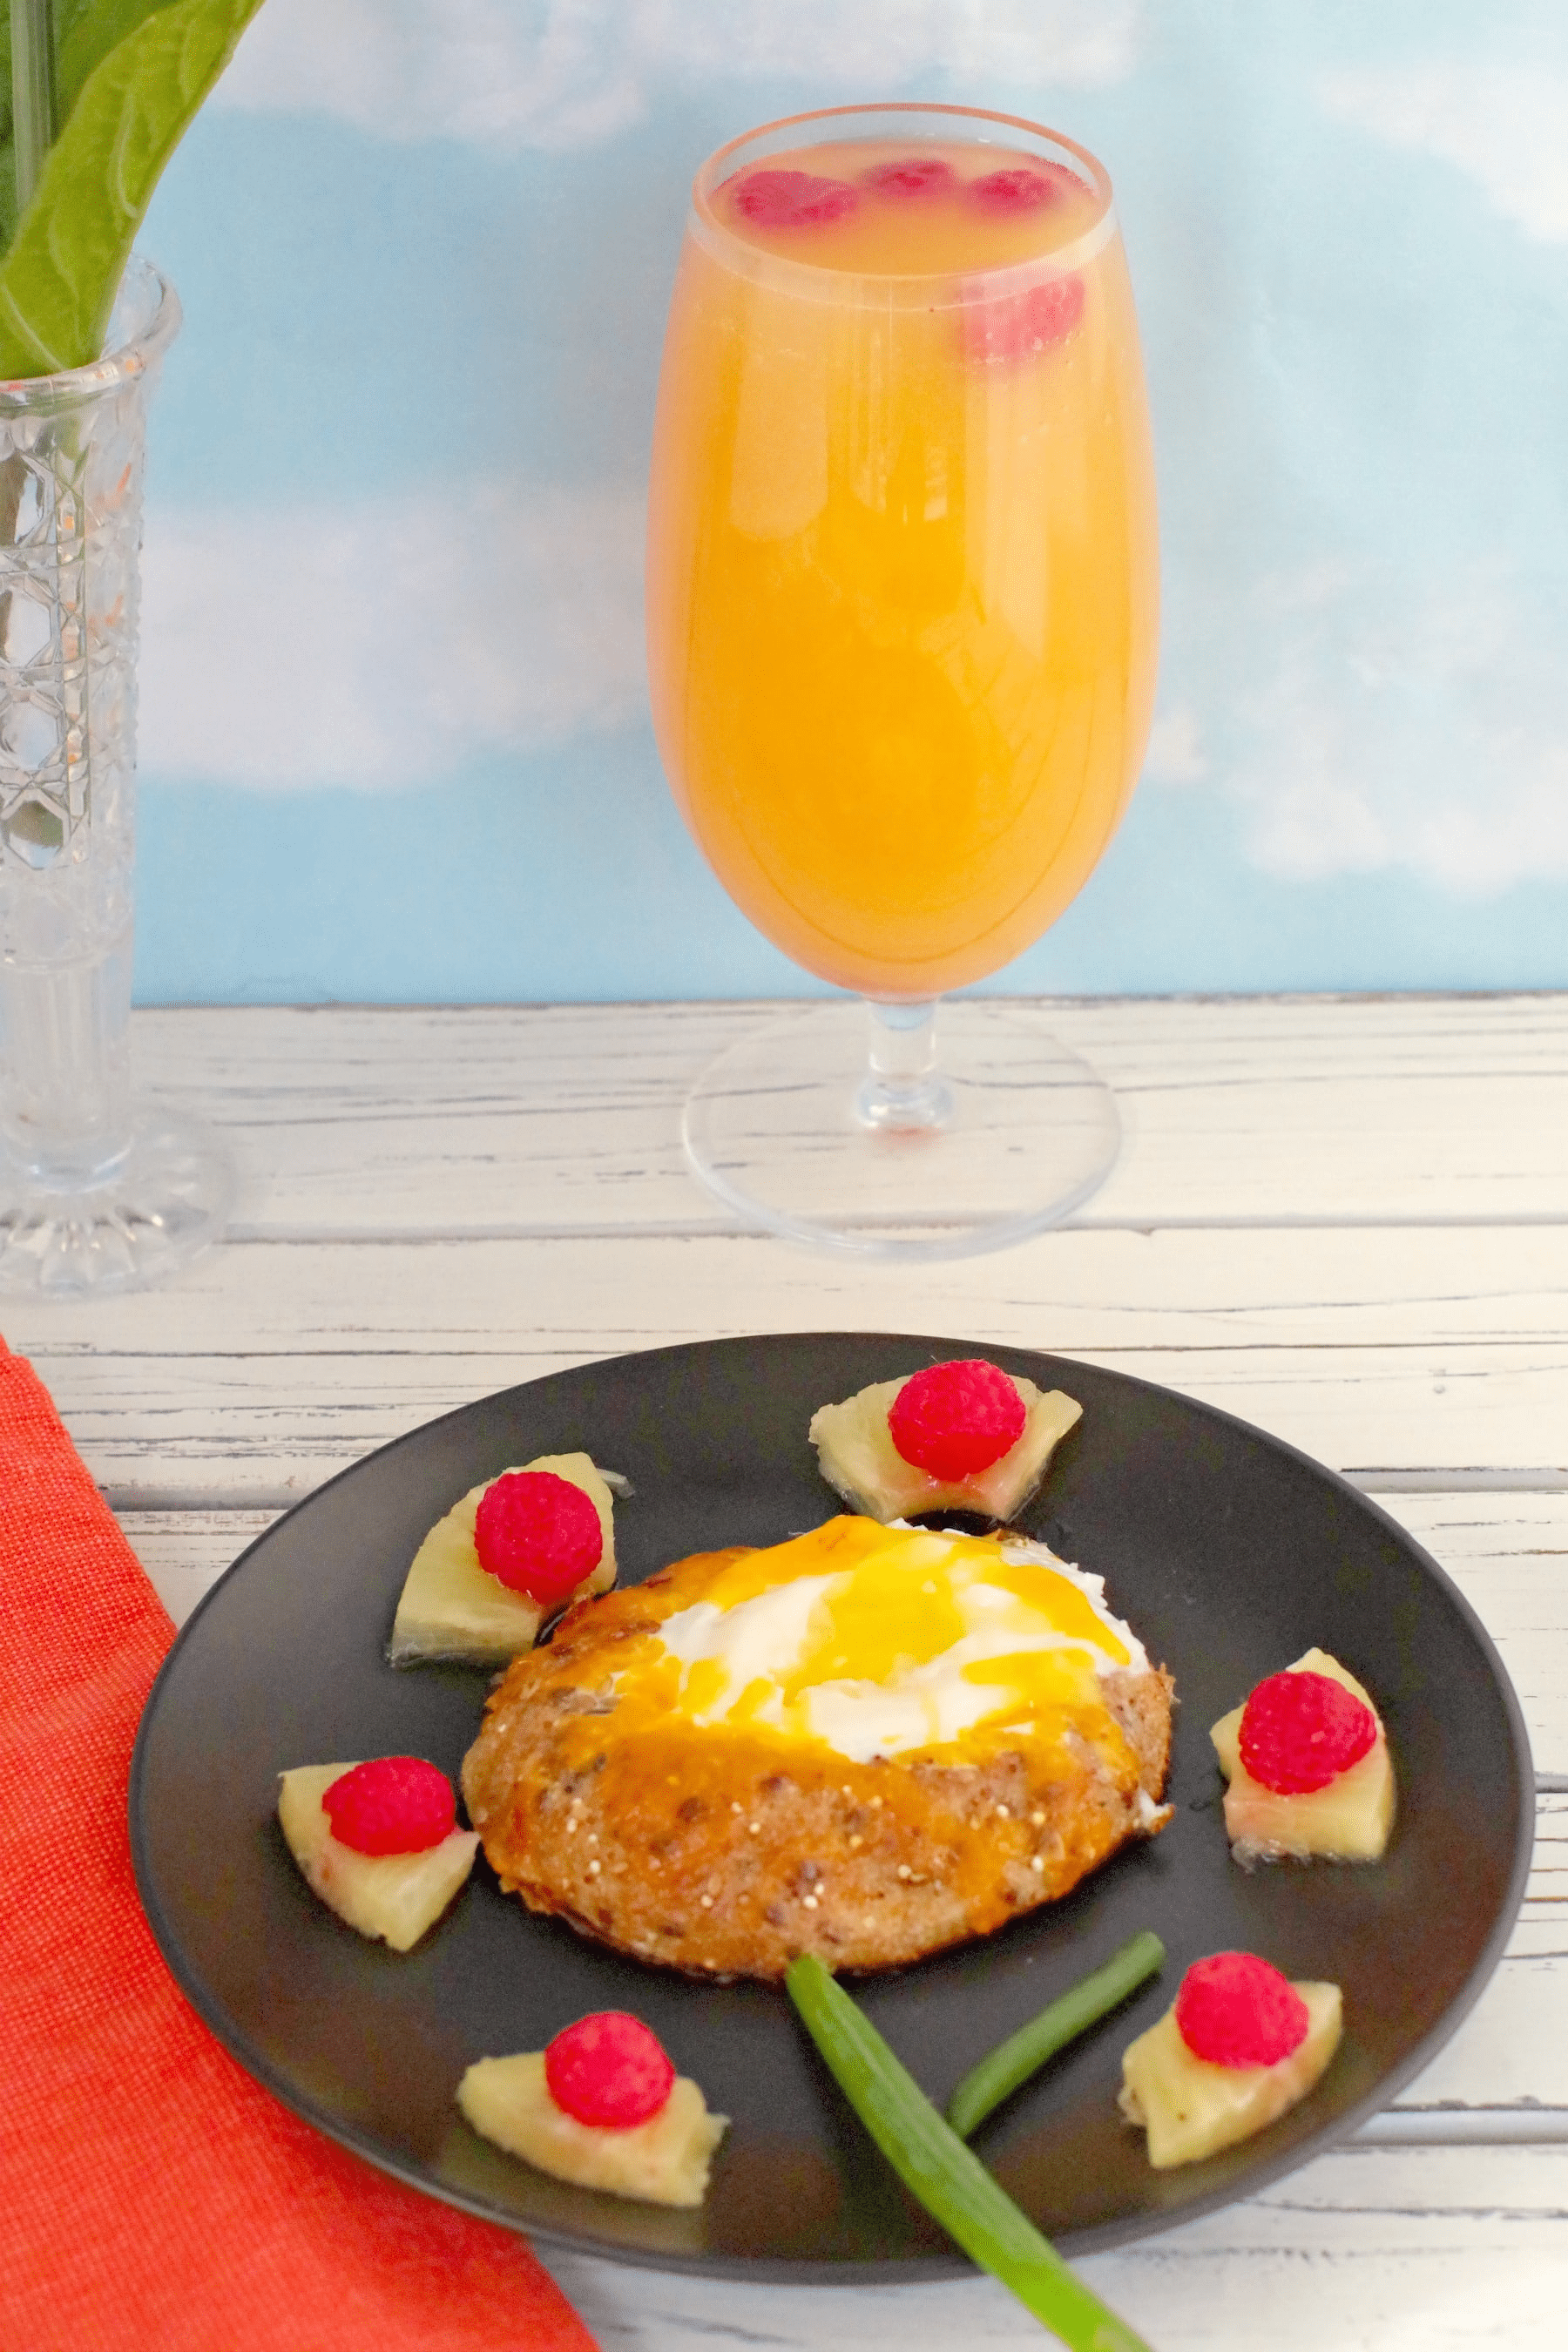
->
xmin=787 ymin=1952 xmax=1155 ymax=2352
xmin=947 ymin=1930 xmax=1166 ymax=2140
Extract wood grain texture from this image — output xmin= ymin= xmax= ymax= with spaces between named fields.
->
xmin=124 ymin=1508 xmax=280 ymax=1627
xmin=12 ymin=1220 xmax=1568 ymax=1512
xmin=125 ymin=997 xmax=1568 ymax=1235
xmin=538 ymin=2143 xmax=1568 ymax=2350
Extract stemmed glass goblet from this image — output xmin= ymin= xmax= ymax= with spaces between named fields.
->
xmin=646 ymin=105 xmax=1157 ymax=1258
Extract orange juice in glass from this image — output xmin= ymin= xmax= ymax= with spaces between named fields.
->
xmin=647 ymin=105 xmax=1157 ymax=1256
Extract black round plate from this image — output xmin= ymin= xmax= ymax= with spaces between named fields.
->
xmin=131 ymin=1334 xmax=1533 ymax=2278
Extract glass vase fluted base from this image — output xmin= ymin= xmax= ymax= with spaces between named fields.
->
xmin=0 ymin=1105 xmax=232 ymax=1296
xmin=681 ymin=999 xmax=1120 ymax=1260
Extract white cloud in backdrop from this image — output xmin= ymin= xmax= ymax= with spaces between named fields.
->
xmin=1199 ymin=558 xmax=1568 ymax=896
xmin=139 ymin=484 xmax=646 ymax=787
xmin=1144 ymin=705 xmax=1207 ymax=786
xmin=214 ymin=0 xmax=1142 ymax=147
xmin=1319 ymin=62 xmax=1568 ymax=241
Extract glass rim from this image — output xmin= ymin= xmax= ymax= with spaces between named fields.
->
xmin=690 ymin=100 xmax=1117 ymax=294
xmin=0 ymin=253 xmax=181 ymax=413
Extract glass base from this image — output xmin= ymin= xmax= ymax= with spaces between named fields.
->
xmin=0 ymin=1105 xmax=233 ymax=1296
xmin=683 ymin=999 xmax=1119 ymax=1260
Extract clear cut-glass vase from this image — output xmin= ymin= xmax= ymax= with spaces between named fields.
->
xmin=0 ymin=258 xmax=231 ymax=1294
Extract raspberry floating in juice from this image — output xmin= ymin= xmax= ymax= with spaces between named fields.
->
xmin=965 ymin=274 xmax=1085 ymax=366
xmin=733 ymin=168 xmax=858 ymax=228
xmin=970 ymin=166 xmax=1060 ymax=213
xmin=712 ymin=133 xmax=1101 ymax=286
xmin=862 ymin=154 xmax=956 ymax=199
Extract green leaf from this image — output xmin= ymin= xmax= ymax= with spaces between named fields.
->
xmin=0 ymin=0 xmax=265 ymax=378
xmin=0 ymin=13 xmax=16 ymax=260
xmin=53 ymin=0 xmax=182 ymax=128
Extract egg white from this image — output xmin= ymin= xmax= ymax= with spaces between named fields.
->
xmin=641 ymin=1524 xmax=1146 ymax=1765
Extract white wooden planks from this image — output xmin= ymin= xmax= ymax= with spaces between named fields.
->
xmin=126 ymin=997 xmax=1568 ymax=1237
xmin=539 ymin=2144 xmax=1568 ymax=2350
xmin=12 ymin=1220 xmax=1568 ymax=1515
xmin=1386 ymin=1495 xmax=1568 ymax=1768
xmin=123 ymin=1508 xmax=280 ymax=1628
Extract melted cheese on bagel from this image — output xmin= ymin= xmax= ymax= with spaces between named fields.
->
xmin=608 ymin=1517 xmax=1145 ymax=1766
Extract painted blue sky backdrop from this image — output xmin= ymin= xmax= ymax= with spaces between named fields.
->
xmin=130 ymin=0 xmax=1568 ymax=1001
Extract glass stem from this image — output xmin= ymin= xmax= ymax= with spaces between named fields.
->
xmin=855 ymin=997 xmax=954 ymax=1134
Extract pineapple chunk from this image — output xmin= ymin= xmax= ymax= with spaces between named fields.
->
xmin=808 ymin=1375 xmax=1081 ymax=1524
xmin=457 ymin=2051 xmax=727 ymax=2207
xmin=387 ymin=1451 xmax=618 ymax=1666
xmin=1212 ymin=1648 xmax=1396 ymax=1865
xmin=278 ymin=1763 xmax=479 ymax=1951
xmin=1120 ymin=1981 xmax=1342 ymax=2167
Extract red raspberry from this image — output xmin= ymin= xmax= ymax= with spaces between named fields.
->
xmin=545 ymin=2012 xmax=676 ymax=2128
xmin=886 ymin=1359 xmax=1027 ymax=1479
xmin=1239 ymin=1670 xmax=1377 ymax=1795
xmin=473 ymin=1470 xmax=603 ymax=1605
xmin=963 ymin=274 xmax=1085 ymax=365
xmin=1174 ymin=1953 xmax=1309 ymax=2070
xmin=862 ymin=156 xmax=956 ymax=199
xmin=968 ymin=160 xmax=1092 ymax=213
xmin=732 ymin=169 xmax=859 ymax=229
xmin=1044 ymin=159 xmax=1093 ymax=203
xmin=968 ymin=166 xmax=1061 ymax=213
xmin=322 ymin=1757 xmax=456 ymax=1856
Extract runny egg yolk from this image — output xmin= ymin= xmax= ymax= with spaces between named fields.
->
xmin=615 ymin=1517 xmax=1144 ymax=1766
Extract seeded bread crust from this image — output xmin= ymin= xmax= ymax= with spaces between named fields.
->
xmin=462 ymin=1556 xmax=1173 ymax=1982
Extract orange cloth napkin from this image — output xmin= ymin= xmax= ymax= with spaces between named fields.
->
xmin=0 ymin=1335 xmax=598 ymax=2352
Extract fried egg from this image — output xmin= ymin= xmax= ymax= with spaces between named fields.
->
xmin=625 ymin=1516 xmax=1146 ymax=1762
